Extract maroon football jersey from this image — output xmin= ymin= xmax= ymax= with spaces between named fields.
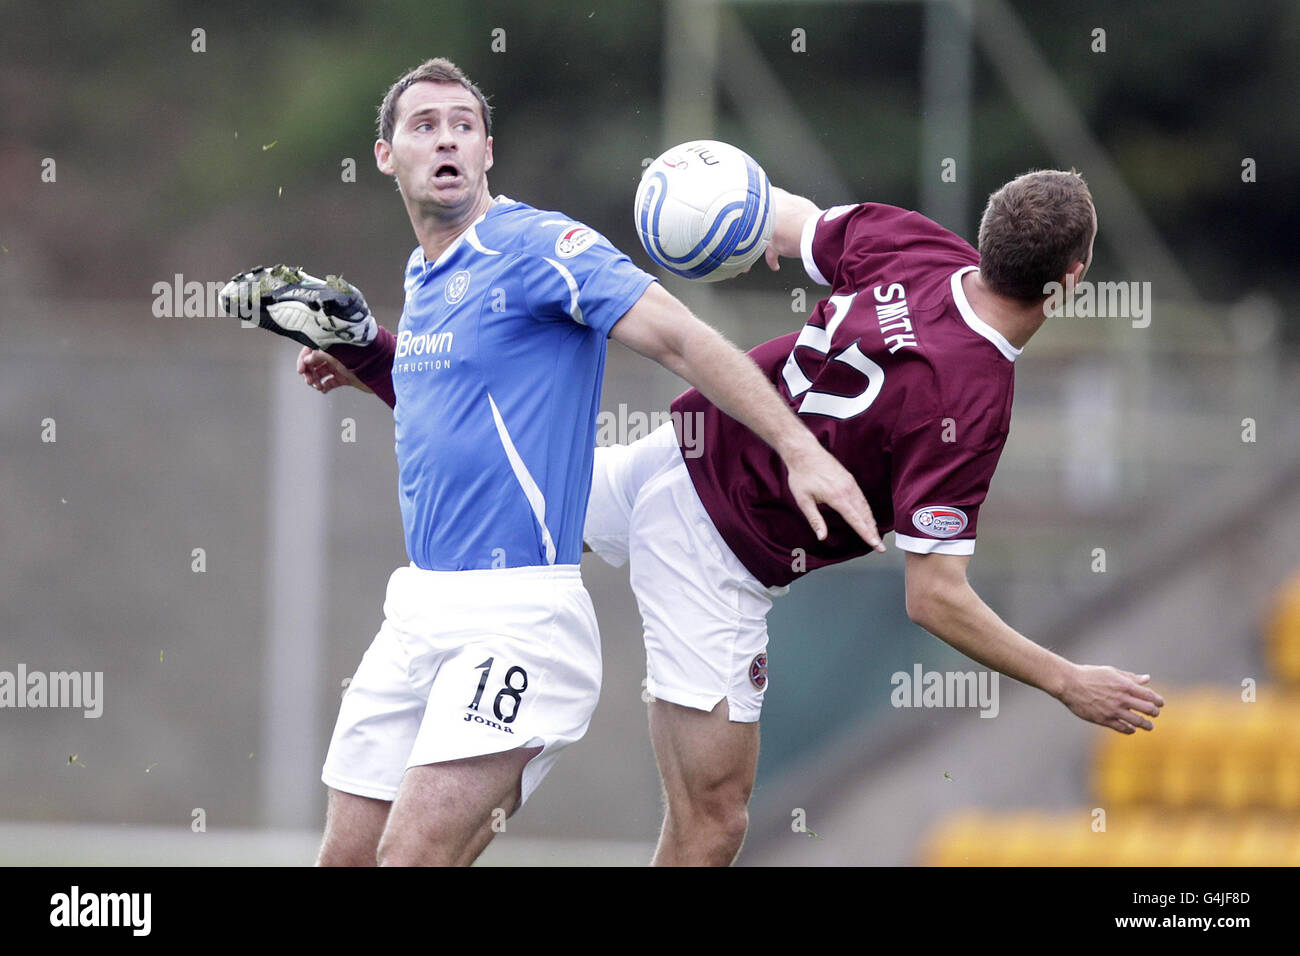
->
xmin=672 ymin=202 xmax=1021 ymax=588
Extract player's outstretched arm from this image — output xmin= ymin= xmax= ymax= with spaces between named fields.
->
xmin=762 ymin=186 xmax=822 ymax=271
xmin=610 ymin=282 xmax=884 ymax=550
xmin=904 ymin=551 xmax=1165 ymax=733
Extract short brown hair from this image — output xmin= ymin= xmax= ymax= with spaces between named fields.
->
xmin=377 ymin=58 xmax=492 ymax=142
xmin=977 ymin=169 xmax=1094 ymax=301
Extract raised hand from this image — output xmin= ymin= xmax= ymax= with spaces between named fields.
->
xmin=297 ymin=346 xmax=372 ymax=394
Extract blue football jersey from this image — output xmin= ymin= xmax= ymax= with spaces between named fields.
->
xmin=392 ymin=196 xmax=656 ymax=571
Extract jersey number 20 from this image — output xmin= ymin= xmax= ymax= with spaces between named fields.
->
xmin=781 ymin=291 xmax=884 ymax=420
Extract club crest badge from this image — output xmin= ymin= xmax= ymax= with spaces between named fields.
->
xmin=445 ymin=270 xmax=471 ymax=304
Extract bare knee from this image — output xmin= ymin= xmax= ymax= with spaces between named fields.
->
xmin=317 ymin=841 xmax=379 ymax=867
xmin=316 ymin=788 xmax=389 ymax=867
xmin=664 ymin=778 xmax=752 ymax=863
xmin=377 ymin=821 xmax=482 ymax=867
xmin=711 ymin=797 xmax=751 ymax=850
xmin=376 ymin=832 xmax=445 ymax=867
xmin=679 ymin=782 xmax=750 ymax=833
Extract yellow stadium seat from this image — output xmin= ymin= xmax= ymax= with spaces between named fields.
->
xmin=1231 ymin=815 xmax=1299 ymax=866
xmin=920 ymin=807 xmax=1300 ymax=866
xmin=1171 ymin=812 xmax=1239 ymax=866
xmin=1056 ymin=817 xmax=1108 ymax=866
xmin=1159 ymin=691 xmax=1222 ymax=808
xmin=1216 ymin=699 xmax=1276 ymax=809
xmin=1109 ymin=809 xmax=1177 ymax=866
xmin=922 ymin=812 xmax=994 ymax=866
xmin=1275 ymin=697 xmax=1300 ymax=810
xmin=1266 ymin=569 xmax=1300 ymax=684
xmin=1000 ymin=812 xmax=1067 ymax=866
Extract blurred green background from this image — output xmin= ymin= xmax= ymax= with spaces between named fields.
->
xmin=5 ymin=0 xmax=1296 ymax=315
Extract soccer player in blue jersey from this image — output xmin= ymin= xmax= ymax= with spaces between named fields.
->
xmin=223 ymin=58 xmax=882 ymax=866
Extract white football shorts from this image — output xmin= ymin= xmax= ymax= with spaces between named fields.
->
xmin=321 ymin=562 xmax=601 ymax=808
xmin=585 ymin=423 xmax=781 ymax=722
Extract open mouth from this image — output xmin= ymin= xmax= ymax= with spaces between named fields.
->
xmin=433 ymin=163 xmax=461 ymax=182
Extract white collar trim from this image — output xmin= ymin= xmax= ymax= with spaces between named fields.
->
xmin=950 ymin=266 xmax=1021 ymax=362
xmin=421 ymin=197 xmax=510 ymax=270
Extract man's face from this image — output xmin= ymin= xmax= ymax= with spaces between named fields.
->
xmin=376 ymin=81 xmax=493 ymax=213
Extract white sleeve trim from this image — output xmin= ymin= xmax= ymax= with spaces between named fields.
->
xmin=542 ymin=257 xmax=585 ymax=326
xmin=894 ymin=533 xmax=976 ymax=556
xmin=800 ymin=212 xmax=830 ymax=286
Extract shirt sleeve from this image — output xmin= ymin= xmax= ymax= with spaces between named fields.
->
xmin=801 ymin=202 xmax=960 ymax=289
xmin=521 ymin=221 xmax=656 ymax=337
xmin=329 ymin=326 xmax=396 ymax=409
xmin=890 ymin=417 xmax=1007 ymax=556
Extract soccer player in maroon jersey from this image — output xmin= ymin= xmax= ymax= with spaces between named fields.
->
xmin=299 ymin=169 xmax=1165 ymax=866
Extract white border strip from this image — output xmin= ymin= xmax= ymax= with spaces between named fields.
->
xmin=800 ymin=211 xmax=830 ymax=286
xmin=543 ymin=257 xmax=585 ymax=325
xmin=949 ymin=266 xmax=1022 ymax=362
xmin=488 ymin=393 xmax=557 ymax=564
xmin=895 ymin=532 xmax=976 ymax=556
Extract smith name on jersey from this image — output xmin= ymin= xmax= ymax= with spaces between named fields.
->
xmin=394 ymin=196 xmax=655 ymax=571
xmin=674 ymin=202 xmax=1022 ymax=587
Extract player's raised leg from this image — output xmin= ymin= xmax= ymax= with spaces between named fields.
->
xmin=377 ymin=747 xmax=542 ymax=866
xmin=649 ymin=699 xmax=759 ymax=866
xmin=585 ymin=423 xmax=776 ymax=866
xmin=316 ymin=789 xmax=390 ymax=866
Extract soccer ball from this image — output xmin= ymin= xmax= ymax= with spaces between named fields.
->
xmin=634 ymin=140 xmax=774 ymax=282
